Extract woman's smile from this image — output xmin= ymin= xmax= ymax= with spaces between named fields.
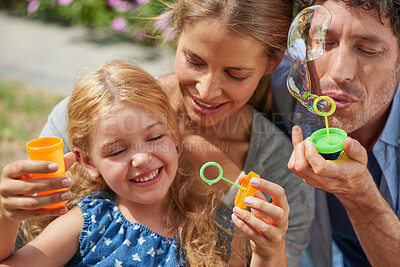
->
xmin=188 ymin=91 xmax=227 ymax=115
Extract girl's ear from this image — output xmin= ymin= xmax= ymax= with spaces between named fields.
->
xmin=264 ymin=54 xmax=284 ymax=75
xmin=74 ymin=147 xmax=100 ymax=178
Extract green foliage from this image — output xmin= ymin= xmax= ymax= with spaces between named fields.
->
xmin=4 ymin=0 xmax=177 ymax=45
xmin=0 ymin=80 xmax=66 ymax=169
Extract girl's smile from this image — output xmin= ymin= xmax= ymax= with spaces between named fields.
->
xmin=129 ymin=166 xmax=163 ymax=186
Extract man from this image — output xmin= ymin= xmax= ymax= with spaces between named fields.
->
xmin=283 ymin=0 xmax=400 ymax=266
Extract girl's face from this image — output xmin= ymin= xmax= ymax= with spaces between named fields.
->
xmin=82 ymin=105 xmax=178 ymax=208
xmin=174 ymin=18 xmax=277 ymax=127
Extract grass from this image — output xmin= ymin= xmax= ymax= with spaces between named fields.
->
xmin=0 ymin=79 xmax=66 ymax=171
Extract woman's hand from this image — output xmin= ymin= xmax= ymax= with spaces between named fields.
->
xmin=0 ymin=152 xmax=76 ymax=222
xmin=232 ymin=176 xmax=289 ymax=266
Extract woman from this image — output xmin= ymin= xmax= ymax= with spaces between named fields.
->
xmin=0 ymin=0 xmax=313 ymax=266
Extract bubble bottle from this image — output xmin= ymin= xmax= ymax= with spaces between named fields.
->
xmin=286 ymin=5 xmax=347 ymax=160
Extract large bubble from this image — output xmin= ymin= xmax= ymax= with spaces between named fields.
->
xmin=286 ymin=5 xmax=334 ymax=116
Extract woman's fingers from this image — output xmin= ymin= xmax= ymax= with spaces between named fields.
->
xmin=2 ymin=190 xmax=71 ymax=211
xmin=0 ymin=158 xmax=73 ymax=221
xmin=245 ymin=196 xmax=287 ymax=226
xmin=249 ymin=177 xmax=289 ymax=212
xmin=2 ymin=160 xmax=58 ymax=179
xmin=1 ymin=177 xmax=72 ymax=197
xmin=232 ymin=206 xmax=282 ymax=242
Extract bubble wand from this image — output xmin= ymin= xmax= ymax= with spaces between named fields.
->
xmin=313 ymin=95 xmax=336 ymax=143
xmin=200 ymin=162 xmax=259 ymax=209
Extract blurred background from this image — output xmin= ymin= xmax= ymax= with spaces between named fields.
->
xmin=0 ymin=0 xmax=176 ymax=169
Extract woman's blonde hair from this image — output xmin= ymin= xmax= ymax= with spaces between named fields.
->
xmin=23 ymin=60 xmax=234 ymax=265
xmin=170 ymin=0 xmax=293 ymax=114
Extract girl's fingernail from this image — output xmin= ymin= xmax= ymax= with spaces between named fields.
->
xmin=233 ymin=206 xmax=243 ymax=215
xmin=61 ymin=178 xmax=72 ymax=187
xmin=61 ymin=191 xmax=72 ymax=200
xmin=250 ymin=177 xmax=260 ymax=186
xmin=231 ymin=214 xmax=238 ymax=222
xmin=244 ymin=197 xmax=254 ymax=205
xmin=48 ymin=163 xmax=58 ymax=171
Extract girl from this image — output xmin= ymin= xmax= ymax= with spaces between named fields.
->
xmin=0 ymin=60 xmax=289 ymax=266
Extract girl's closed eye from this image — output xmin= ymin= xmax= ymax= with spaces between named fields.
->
xmin=147 ymin=134 xmax=164 ymax=142
xmin=108 ymin=147 xmax=127 ymax=157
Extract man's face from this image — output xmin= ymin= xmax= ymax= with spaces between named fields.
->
xmin=309 ymin=0 xmax=400 ymax=133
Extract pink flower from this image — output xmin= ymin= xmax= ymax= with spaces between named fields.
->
xmin=162 ymin=27 xmax=176 ymax=41
xmin=137 ymin=0 xmax=150 ymax=4
xmin=111 ymin=17 xmax=128 ymax=33
xmin=155 ymin=11 xmax=170 ymax=30
xmin=108 ymin=0 xmax=136 ymax=12
xmin=115 ymin=1 xmax=131 ymax=12
xmin=108 ymin=0 xmax=120 ymax=8
xmin=58 ymin=0 xmax=73 ymax=6
xmin=27 ymin=0 xmax=40 ymax=13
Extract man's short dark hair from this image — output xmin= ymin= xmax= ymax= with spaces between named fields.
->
xmin=297 ymin=0 xmax=400 ymax=48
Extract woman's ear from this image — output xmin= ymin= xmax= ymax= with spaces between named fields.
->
xmin=74 ymin=147 xmax=100 ymax=178
xmin=264 ymin=54 xmax=284 ymax=75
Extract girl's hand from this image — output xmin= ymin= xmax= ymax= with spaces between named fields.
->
xmin=0 ymin=152 xmax=76 ymax=221
xmin=232 ymin=176 xmax=289 ymax=265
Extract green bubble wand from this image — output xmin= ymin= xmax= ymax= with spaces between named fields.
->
xmin=199 ymin=162 xmax=245 ymax=190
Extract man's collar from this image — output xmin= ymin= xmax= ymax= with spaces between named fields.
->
xmin=379 ymin=81 xmax=400 ymax=147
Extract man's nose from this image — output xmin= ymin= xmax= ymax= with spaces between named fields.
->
xmin=196 ymin=72 xmax=222 ymax=101
xmin=329 ymin=45 xmax=356 ymax=83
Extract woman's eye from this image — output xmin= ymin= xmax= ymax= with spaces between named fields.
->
xmin=184 ymin=52 xmax=204 ymax=66
xmin=228 ymin=74 xmax=247 ymax=81
xmin=186 ymin=57 xmax=202 ymax=66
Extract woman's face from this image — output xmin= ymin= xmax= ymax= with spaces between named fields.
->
xmin=174 ymin=18 xmax=274 ymax=127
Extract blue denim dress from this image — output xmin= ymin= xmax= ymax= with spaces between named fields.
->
xmin=66 ymin=192 xmax=186 ymax=266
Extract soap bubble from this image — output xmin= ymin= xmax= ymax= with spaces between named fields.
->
xmin=286 ymin=5 xmax=334 ymax=115
xmin=287 ymin=5 xmax=331 ymax=62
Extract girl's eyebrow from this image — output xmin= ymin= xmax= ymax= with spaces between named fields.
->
xmin=99 ymin=122 xmax=164 ymax=149
xmin=183 ymin=47 xmax=254 ymax=71
xmin=99 ymin=139 xmax=122 ymax=151
xmin=143 ymin=121 xmax=164 ymax=132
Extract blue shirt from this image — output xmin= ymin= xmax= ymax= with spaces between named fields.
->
xmin=66 ymin=192 xmax=186 ymax=266
xmin=372 ymin=81 xmax=400 ymax=215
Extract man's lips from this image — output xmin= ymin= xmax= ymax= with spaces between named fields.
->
xmin=323 ymin=93 xmax=357 ymax=109
xmin=188 ymin=92 xmax=227 ymax=115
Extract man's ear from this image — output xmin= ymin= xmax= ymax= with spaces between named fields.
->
xmin=264 ymin=54 xmax=284 ymax=75
xmin=74 ymin=147 xmax=100 ymax=178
